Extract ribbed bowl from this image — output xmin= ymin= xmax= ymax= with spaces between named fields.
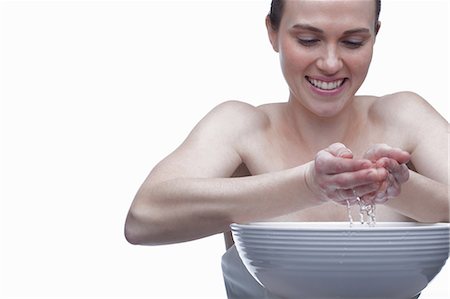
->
xmin=231 ymin=222 xmax=450 ymax=299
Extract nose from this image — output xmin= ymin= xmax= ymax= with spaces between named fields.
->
xmin=316 ymin=45 xmax=343 ymax=75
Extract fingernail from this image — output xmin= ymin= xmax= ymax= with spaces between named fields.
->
xmin=338 ymin=148 xmax=353 ymax=158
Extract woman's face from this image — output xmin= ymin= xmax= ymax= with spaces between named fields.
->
xmin=268 ymin=0 xmax=378 ymax=117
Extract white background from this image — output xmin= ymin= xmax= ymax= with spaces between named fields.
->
xmin=0 ymin=0 xmax=449 ymax=298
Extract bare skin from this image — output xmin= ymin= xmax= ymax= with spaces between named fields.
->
xmin=124 ymin=0 xmax=449 ymax=248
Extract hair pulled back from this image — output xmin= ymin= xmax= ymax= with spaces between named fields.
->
xmin=268 ymin=0 xmax=381 ymax=31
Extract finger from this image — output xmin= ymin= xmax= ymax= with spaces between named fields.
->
xmin=316 ymin=150 xmax=372 ymax=174
xmin=385 ymin=162 xmax=410 ymax=184
xmin=364 ymin=144 xmax=411 ymax=164
xmin=376 ymin=158 xmax=410 ymax=184
xmin=372 ymin=174 xmax=397 ymax=203
xmin=373 ymin=192 xmax=388 ymax=204
xmin=363 ymin=191 xmax=377 ymax=199
xmin=332 ymin=190 xmax=359 ymax=206
xmin=375 ymin=157 xmax=398 ymax=169
xmin=394 ymin=163 xmax=410 ymax=184
xmin=333 ymin=189 xmax=358 ymax=202
xmin=353 ymin=182 xmax=381 ymax=198
xmin=327 ymin=143 xmax=354 ymax=159
xmin=346 ymin=197 xmax=359 ymax=206
xmin=386 ymin=174 xmax=401 ymax=197
xmin=326 ymin=167 xmax=387 ymax=189
xmin=336 ymin=183 xmax=380 ymax=205
xmin=359 ymin=195 xmax=376 ymax=205
xmin=335 ymin=188 xmax=354 ymax=201
xmin=377 ymin=177 xmax=389 ymax=194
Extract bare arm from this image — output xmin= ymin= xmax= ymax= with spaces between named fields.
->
xmin=124 ymin=101 xmax=319 ymax=245
xmin=389 ymin=171 xmax=449 ymax=222
xmin=126 ymin=165 xmax=318 ymax=245
xmin=373 ymin=93 xmax=449 ymax=222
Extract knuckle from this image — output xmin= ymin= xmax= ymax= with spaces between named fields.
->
xmin=315 ymin=158 xmax=325 ymax=169
xmin=330 ymin=142 xmax=345 ymax=149
xmin=316 ymin=149 xmax=327 ymax=157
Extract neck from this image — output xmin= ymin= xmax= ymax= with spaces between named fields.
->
xmin=285 ymin=96 xmax=360 ymax=153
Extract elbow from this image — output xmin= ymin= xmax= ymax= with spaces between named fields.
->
xmin=124 ymin=226 xmax=140 ymax=245
xmin=124 ymin=187 xmax=165 ymax=245
xmin=124 ymin=212 xmax=145 ymax=245
xmin=124 ymin=196 xmax=173 ymax=246
xmin=124 ymin=206 xmax=161 ymax=246
xmin=124 ymin=230 xmax=140 ymax=245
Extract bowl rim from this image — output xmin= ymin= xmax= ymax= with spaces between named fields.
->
xmin=231 ymin=221 xmax=450 ymax=232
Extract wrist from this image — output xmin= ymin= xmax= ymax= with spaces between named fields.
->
xmin=302 ymin=161 xmax=328 ymax=204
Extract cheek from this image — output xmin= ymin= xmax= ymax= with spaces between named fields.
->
xmin=279 ymin=40 xmax=313 ymax=74
xmin=346 ymin=49 xmax=373 ymax=77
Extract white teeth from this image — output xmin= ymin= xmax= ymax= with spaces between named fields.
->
xmin=308 ymin=77 xmax=344 ymax=90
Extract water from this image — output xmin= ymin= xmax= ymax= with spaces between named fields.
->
xmin=346 ymin=199 xmax=354 ymax=226
xmin=346 ymin=197 xmax=376 ymax=227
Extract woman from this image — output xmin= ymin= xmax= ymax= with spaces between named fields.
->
xmin=125 ymin=0 xmax=449 ymax=298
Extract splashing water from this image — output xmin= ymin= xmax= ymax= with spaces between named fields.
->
xmin=358 ymin=197 xmax=376 ymax=226
xmin=346 ymin=198 xmax=376 ymax=227
xmin=346 ymin=199 xmax=354 ymax=227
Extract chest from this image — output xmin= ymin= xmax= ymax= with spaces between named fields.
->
xmin=237 ymin=120 xmax=411 ymax=223
xmin=242 ymin=123 xmax=401 ymax=175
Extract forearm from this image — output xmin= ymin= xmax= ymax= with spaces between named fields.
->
xmin=125 ymin=163 xmax=319 ymax=245
xmin=385 ymin=170 xmax=449 ymax=222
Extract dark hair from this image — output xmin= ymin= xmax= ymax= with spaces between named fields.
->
xmin=269 ymin=0 xmax=381 ymax=31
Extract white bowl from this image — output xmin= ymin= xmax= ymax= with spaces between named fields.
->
xmin=231 ymin=222 xmax=450 ymax=299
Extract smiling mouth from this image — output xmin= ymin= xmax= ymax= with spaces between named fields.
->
xmin=306 ymin=76 xmax=346 ymax=91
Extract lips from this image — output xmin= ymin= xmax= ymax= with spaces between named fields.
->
xmin=306 ymin=76 xmax=346 ymax=91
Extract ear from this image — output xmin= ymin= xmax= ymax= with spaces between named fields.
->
xmin=265 ymin=15 xmax=279 ymax=52
xmin=375 ymin=21 xmax=381 ymax=36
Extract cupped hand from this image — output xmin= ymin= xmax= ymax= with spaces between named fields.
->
xmin=306 ymin=143 xmax=388 ymax=205
xmin=361 ymin=144 xmax=411 ymax=204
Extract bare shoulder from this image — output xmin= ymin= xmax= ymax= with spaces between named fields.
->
xmin=192 ymin=100 xmax=270 ymax=139
xmin=207 ymin=100 xmax=269 ymax=125
xmin=369 ymin=91 xmax=445 ymax=126
xmin=366 ymin=91 xmax=448 ymax=153
xmin=370 ymin=91 xmax=426 ymax=113
xmin=147 ymin=101 xmax=270 ymax=182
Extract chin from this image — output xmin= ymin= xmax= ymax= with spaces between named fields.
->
xmin=311 ymin=97 xmax=353 ymax=118
xmin=312 ymin=106 xmax=344 ymax=118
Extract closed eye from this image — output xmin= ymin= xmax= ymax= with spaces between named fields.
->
xmin=342 ymin=40 xmax=364 ymax=49
xmin=297 ymin=38 xmax=320 ymax=47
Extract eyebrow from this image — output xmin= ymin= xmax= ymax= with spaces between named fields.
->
xmin=343 ymin=28 xmax=371 ymax=35
xmin=291 ymin=23 xmax=323 ymax=33
xmin=291 ymin=23 xmax=371 ymax=35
